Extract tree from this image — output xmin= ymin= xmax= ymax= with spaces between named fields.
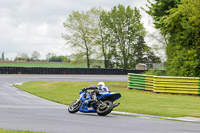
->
xmin=46 ymin=53 xmax=56 ymax=61
xmin=143 ymin=47 xmax=161 ymax=64
xmin=1 ymin=52 xmax=4 ymax=61
xmin=88 ymin=8 xmax=109 ymax=68
xmin=146 ymin=0 xmax=180 ymax=29
xmin=31 ymin=51 xmax=40 ymax=61
xmin=48 ymin=56 xmax=69 ymax=62
xmin=134 ymin=36 xmax=148 ymax=64
xmin=63 ymin=10 xmax=98 ymax=68
xmin=147 ymin=0 xmax=200 ymax=76
xmin=69 ymin=52 xmax=86 ymax=64
xmin=145 ymin=0 xmax=181 ymax=55
xmin=15 ymin=53 xmax=30 ymax=61
xmin=63 ymin=5 xmax=160 ymax=69
xmin=163 ymin=0 xmax=200 ymax=76
xmin=100 ymin=5 xmax=146 ymax=69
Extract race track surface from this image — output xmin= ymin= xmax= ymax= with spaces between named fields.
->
xmin=0 ymin=75 xmax=199 ymax=133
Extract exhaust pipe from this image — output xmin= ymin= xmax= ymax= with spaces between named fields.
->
xmin=113 ymin=103 xmax=120 ymax=108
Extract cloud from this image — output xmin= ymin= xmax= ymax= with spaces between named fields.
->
xmin=0 ymin=0 xmax=153 ymax=60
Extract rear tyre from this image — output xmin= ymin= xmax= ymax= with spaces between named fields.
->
xmin=97 ymin=101 xmax=113 ymax=116
xmin=68 ymin=100 xmax=81 ymax=113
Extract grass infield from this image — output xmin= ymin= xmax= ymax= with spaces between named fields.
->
xmin=15 ymin=81 xmax=200 ymax=118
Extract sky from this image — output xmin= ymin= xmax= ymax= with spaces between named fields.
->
xmin=0 ymin=0 xmax=159 ymax=60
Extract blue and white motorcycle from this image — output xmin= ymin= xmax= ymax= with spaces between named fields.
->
xmin=68 ymin=87 xmax=121 ymax=116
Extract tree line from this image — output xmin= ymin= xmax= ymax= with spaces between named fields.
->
xmin=63 ymin=4 xmax=161 ymax=69
xmin=146 ymin=0 xmax=200 ymax=77
xmin=13 ymin=51 xmax=70 ymax=63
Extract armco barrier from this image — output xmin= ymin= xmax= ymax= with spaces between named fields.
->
xmin=128 ymin=73 xmax=200 ymax=95
xmin=0 ymin=67 xmax=146 ymax=75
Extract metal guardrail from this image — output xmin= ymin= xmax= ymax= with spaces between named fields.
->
xmin=128 ymin=73 xmax=200 ymax=95
xmin=0 ymin=67 xmax=146 ymax=75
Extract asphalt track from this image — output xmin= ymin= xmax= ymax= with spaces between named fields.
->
xmin=0 ymin=75 xmax=200 ymax=133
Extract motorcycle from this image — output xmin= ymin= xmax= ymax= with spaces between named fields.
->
xmin=68 ymin=88 xmax=121 ymax=116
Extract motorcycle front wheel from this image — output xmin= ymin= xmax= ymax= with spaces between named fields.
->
xmin=68 ymin=99 xmax=81 ymax=113
xmin=97 ymin=101 xmax=113 ymax=116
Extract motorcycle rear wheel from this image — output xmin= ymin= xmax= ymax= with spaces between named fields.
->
xmin=68 ymin=100 xmax=81 ymax=113
xmin=97 ymin=101 xmax=113 ymax=116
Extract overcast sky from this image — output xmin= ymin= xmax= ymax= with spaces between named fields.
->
xmin=0 ymin=0 xmax=156 ymax=60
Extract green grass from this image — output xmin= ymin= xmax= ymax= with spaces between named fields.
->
xmin=0 ymin=63 xmax=81 ymax=68
xmin=15 ymin=81 xmax=200 ymax=118
xmin=0 ymin=63 xmax=104 ymax=68
xmin=0 ymin=129 xmax=44 ymax=133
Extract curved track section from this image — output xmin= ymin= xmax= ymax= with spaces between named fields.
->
xmin=0 ymin=75 xmax=199 ymax=133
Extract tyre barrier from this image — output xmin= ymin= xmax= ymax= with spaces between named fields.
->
xmin=0 ymin=67 xmax=146 ymax=75
xmin=128 ymin=73 xmax=200 ymax=95
xmin=128 ymin=73 xmax=154 ymax=91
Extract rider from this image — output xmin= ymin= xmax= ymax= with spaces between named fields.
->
xmin=84 ymin=82 xmax=111 ymax=93
xmin=83 ymin=82 xmax=111 ymax=101
xmin=97 ymin=82 xmax=111 ymax=93
xmin=82 ymin=82 xmax=119 ymax=108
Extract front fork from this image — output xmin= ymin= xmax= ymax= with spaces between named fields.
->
xmin=74 ymin=99 xmax=81 ymax=105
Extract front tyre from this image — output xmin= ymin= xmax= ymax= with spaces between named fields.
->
xmin=97 ymin=101 xmax=113 ymax=116
xmin=68 ymin=100 xmax=81 ymax=113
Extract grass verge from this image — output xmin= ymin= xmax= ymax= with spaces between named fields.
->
xmin=0 ymin=62 xmax=104 ymax=68
xmin=0 ymin=129 xmax=44 ymax=133
xmin=15 ymin=81 xmax=200 ymax=118
xmin=0 ymin=63 xmax=86 ymax=68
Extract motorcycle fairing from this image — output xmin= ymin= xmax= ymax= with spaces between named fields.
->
xmin=97 ymin=93 xmax=121 ymax=102
xmin=79 ymin=91 xmax=96 ymax=112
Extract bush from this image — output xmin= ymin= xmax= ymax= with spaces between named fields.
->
xmin=144 ymin=69 xmax=166 ymax=76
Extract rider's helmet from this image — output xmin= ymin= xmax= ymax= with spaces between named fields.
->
xmin=97 ymin=82 xmax=105 ymax=90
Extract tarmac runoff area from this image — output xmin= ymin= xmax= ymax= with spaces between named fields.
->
xmin=111 ymin=111 xmax=200 ymax=123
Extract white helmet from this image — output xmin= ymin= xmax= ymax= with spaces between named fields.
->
xmin=97 ymin=82 xmax=105 ymax=89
